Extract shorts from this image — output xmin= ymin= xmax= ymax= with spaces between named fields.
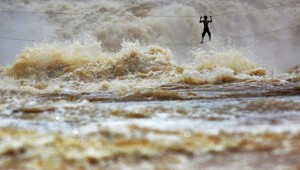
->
xmin=202 ymin=27 xmax=211 ymax=37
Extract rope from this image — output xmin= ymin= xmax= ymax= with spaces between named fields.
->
xmin=212 ymin=2 xmax=300 ymax=17
xmin=0 ymin=2 xmax=299 ymax=45
xmin=0 ymin=2 xmax=299 ymax=18
xmin=233 ymin=25 xmax=300 ymax=39
xmin=0 ymin=36 xmax=42 ymax=42
xmin=0 ymin=25 xmax=299 ymax=45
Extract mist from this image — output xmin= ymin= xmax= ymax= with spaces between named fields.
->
xmin=0 ymin=0 xmax=299 ymax=72
xmin=0 ymin=1 xmax=57 ymax=66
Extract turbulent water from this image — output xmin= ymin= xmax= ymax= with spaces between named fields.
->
xmin=0 ymin=0 xmax=300 ymax=170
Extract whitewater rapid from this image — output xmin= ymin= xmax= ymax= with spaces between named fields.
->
xmin=0 ymin=0 xmax=299 ymax=69
xmin=1 ymin=1 xmax=300 ymax=170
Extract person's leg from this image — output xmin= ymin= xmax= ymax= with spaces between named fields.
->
xmin=201 ymin=31 xmax=205 ymax=43
xmin=208 ymin=30 xmax=211 ymax=41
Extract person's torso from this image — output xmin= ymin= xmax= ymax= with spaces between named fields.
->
xmin=203 ymin=21 xmax=209 ymax=28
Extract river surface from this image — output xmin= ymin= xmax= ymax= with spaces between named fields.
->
xmin=0 ymin=0 xmax=300 ymax=169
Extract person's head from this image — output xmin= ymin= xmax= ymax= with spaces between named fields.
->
xmin=204 ymin=15 xmax=207 ymax=20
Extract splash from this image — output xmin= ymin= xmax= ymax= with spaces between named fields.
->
xmin=181 ymin=43 xmax=267 ymax=84
xmin=0 ymin=36 xmax=269 ymax=96
xmin=6 ymin=39 xmax=173 ymax=81
xmin=1 ymin=2 xmax=300 ymax=170
xmin=1 ymin=0 xmax=299 ymax=69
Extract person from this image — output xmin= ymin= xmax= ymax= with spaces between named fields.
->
xmin=199 ymin=15 xmax=212 ymax=43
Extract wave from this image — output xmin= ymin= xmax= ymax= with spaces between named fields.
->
xmin=5 ymin=39 xmax=174 ymax=81
xmin=1 ymin=0 xmax=299 ymax=69
xmin=0 ymin=37 xmax=270 ymax=95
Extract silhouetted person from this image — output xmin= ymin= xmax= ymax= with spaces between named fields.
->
xmin=199 ymin=15 xmax=212 ymax=43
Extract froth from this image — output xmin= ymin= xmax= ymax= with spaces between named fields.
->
xmin=181 ymin=46 xmax=266 ymax=84
xmin=1 ymin=37 xmax=268 ymax=94
xmin=5 ymin=39 xmax=173 ymax=81
xmin=1 ymin=0 xmax=299 ymax=70
xmin=194 ymin=49 xmax=256 ymax=73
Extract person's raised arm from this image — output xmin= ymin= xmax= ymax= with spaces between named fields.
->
xmin=209 ymin=16 xmax=212 ymax=22
xmin=199 ymin=16 xmax=203 ymax=23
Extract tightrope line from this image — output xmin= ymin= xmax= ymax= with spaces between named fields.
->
xmin=0 ymin=1 xmax=299 ymax=45
xmin=0 ymin=25 xmax=299 ymax=45
xmin=0 ymin=36 xmax=42 ymax=42
xmin=233 ymin=25 xmax=300 ymax=39
xmin=0 ymin=2 xmax=299 ymax=18
xmin=213 ymin=1 xmax=300 ymax=17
